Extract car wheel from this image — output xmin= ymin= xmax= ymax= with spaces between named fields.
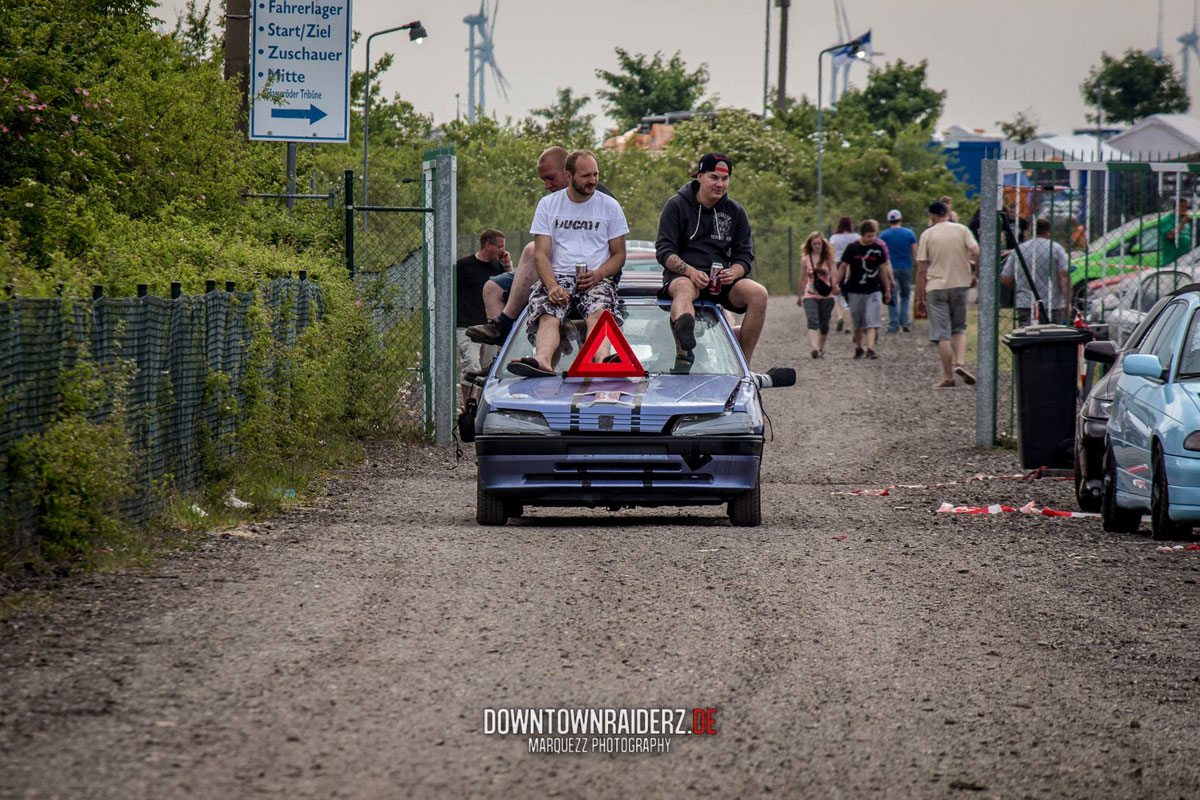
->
xmin=1074 ymin=441 xmax=1101 ymax=512
xmin=1101 ymin=444 xmax=1141 ymax=534
xmin=728 ymin=477 xmax=761 ymax=527
xmin=1150 ymin=446 xmax=1191 ymax=541
xmin=476 ymin=476 xmax=508 ymax=526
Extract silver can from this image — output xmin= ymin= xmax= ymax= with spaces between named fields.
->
xmin=708 ymin=262 xmax=722 ymax=293
xmin=574 ymin=262 xmax=588 ymax=278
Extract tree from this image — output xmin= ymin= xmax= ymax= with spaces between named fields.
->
xmin=530 ymin=87 xmax=595 ymax=145
xmin=832 ymin=59 xmax=945 ymax=139
xmin=1081 ymin=49 xmax=1189 ymax=124
xmin=595 ymin=48 xmax=712 ymax=132
xmin=997 ymin=109 xmax=1039 ymax=143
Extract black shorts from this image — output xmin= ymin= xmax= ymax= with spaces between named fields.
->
xmin=659 ymin=275 xmax=749 ymax=314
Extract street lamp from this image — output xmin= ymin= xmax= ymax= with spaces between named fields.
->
xmin=816 ymin=36 xmax=866 ymax=231
xmin=362 ymin=21 xmax=428 ymax=211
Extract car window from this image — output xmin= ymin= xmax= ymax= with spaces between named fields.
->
xmin=502 ymin=302 xmax=743 ymax=375
xmin=1124 ymin=296 xmax=1173 ymax=351
xmin=1177 ymin=309 xmax=1200 ymax=379
xmin=1137 ymin=272 xmax=1187 ymax=312
xmin=623 ymin=255 xmax=660 ymax=274
xmin=1137 ymin=300 xmax=1187 ymax=373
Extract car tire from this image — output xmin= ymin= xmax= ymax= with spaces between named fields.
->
xmin=1150 ymin=446 xmax=1191 ymax=541
xmin=1101 ymin=444 xmax=1141 ymax=534
xmin=1075 ymin=441 xmax=1101 ymax=512
xmin=476 ymin=476 xmax=508 ymax=526
xmin=728 ymin=478 xmax=761 ymax=527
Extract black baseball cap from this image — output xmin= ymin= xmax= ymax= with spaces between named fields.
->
xmin=691 ymin=152 xmax=733 ymax=178
xmin=928 ymin=201 xmax=948 ymax=216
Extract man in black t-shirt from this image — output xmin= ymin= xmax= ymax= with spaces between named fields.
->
xmin=835 ymin=219 xmax=894 ymax=360
xmin=456 ymin=228 xmax=510 ymax=380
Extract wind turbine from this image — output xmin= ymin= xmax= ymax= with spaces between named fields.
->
xmin=463 ymin=0 xmax=509 ymax=123
xmin=1179 ymin=0 xmax=1200 ymax=93
xmin=1146 ymin=0 xmax=1165 ymax=61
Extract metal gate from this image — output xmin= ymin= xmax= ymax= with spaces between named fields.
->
xmin=343 ymin=147 xmax=457 ymax=443
xmin=977 ymin=156 xmax=1200 ymax=447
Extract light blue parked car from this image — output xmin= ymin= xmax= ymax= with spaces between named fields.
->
xmin=1103 ymin=287 xmax=1200 ymax=539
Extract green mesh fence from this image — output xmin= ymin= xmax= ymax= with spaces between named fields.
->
xmin=0 ymin=278 xmax=321 ymax=552
xmin=347 ymin=177 xmax=429 ymax=437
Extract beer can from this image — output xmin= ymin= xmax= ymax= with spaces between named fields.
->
xmin=574 ymin=262 xmax=587 ymax=278
xmin=709 ymin=263 xmax=723 ymax=293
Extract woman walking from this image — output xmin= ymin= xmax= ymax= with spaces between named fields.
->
xmin=829 ymin=216 xmax=858 ymax=333
xmin=796 ymin=231 xmax=838 ymax=359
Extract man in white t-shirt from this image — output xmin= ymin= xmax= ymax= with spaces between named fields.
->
xmin=506 ymin=150 xmax=628 ymax=377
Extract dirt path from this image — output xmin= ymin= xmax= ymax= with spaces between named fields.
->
xmin=3 ymin=296 xmax=1200 ymax=799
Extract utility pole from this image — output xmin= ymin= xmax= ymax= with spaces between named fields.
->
xmin=224 ymin=0 xmax=251 ymax=135
xmin=762 ymin=0 xmax=770 ymax=117
xmin=775 ymin=0 xmax=790 ymax=109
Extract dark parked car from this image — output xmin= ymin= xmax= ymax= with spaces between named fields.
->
xmin=1075 ymin=293 xmax=1180 ymax=510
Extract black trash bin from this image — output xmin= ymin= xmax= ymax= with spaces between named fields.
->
xmin=1003 ymin=324 xmax=1093 ymax=469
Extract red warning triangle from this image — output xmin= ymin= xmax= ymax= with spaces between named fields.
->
xmin=566 ymin=309 xmax=645 ymax=378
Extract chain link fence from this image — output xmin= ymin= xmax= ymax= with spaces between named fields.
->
xmin=0 ymin=278 xmax=321 ymax=553
xmin=978 ymin=157 xmax=1200 ymax=446
xmin=346 ymin=174 xmax=431 ymax=438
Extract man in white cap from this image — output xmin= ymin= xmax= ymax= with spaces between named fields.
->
xmin=879 ymin=208 xmax=917 ymax=333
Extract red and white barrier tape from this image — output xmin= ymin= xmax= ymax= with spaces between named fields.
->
xmin=935 ymin=501 xmax=1099 ymax=518
xmin=1157 ymin=544 xmax=1200 ymax=552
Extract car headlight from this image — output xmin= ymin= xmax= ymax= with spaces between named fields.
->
xmin=1184 ymin=431 xmax=1200 ymax=451
xmin=672 ymin=406 xmax=763 ymax=436
xmin=1083 ymin=394 xmax=1113 ymax=420
xmin=481 ymin=409 xmax=558 ymax=436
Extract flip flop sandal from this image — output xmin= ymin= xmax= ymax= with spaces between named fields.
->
xmin=507 ymin=357 xmax=556 ymax=378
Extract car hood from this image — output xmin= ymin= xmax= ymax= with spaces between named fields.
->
xmin=483 ymin=373 xmax=748 ymax=434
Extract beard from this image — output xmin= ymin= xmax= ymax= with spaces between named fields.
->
xmin=571 ymin=177 xmax=596 ymax=196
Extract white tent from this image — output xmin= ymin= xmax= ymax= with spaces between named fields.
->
xmin=1107 ymin=114 xmax=1200 ymax=160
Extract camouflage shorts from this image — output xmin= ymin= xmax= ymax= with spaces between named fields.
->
xmin=526 ymin=274 xmax=621 ymax=336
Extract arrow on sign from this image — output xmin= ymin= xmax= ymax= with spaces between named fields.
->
xmin=270 ymin=104 xmax=327 ymax=124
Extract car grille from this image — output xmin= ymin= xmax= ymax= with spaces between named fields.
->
xmin=541 ymin=410 xmax=673 ymax=434
xmin=524 ymin=459 xmax=714 ymax=485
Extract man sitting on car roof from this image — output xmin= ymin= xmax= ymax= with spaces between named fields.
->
xmin=505 ymin=150 xmax=628 ymax=378
xmin=655 ymin=152 xmax=772 ymax=370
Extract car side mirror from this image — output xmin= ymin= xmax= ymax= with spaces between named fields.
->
xmin=1084 ymin=340 xmax=1117 ymax=365
xmin=1123 ymin=353 xmax=1166 ymax=380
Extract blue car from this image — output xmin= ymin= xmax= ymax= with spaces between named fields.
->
xmin=467 ymin=296 xmax=783 ymax=527
xmin=1103 ymin=287 xmax=1200 ymax=539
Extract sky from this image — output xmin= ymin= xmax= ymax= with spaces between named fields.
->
xmin=154 ymin=0 xmax=1200 ymax=139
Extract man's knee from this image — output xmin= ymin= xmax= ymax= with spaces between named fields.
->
xmin=732 ymin=279 xmax=768 ymax=309
xmin=668 ymin=278 xmax=698 ymax=299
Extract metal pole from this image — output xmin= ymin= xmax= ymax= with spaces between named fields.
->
xmin=977 ymin=161 xmax=999 ymax=448
xmin=224 ymin=0 xmax=251 ymax=137
xmin=762 ymin=0 xmax=770 ymax=117
xmin=775 ymin=0 xmax=790 ymax=110
xmin=817 ymin=50 xmax=825 ymax=231
xmin=286 ymin=142 xmax=297 ymax=211
xmin=363 ymin=24 xmax=416 ymax=216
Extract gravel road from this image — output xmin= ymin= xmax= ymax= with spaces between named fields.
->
xmin=3 ymin=296 xmax=1200 ymax=799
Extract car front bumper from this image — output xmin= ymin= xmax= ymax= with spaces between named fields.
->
xmin=1164 ymin=451 xmax=1200 ymax=520
xmin=476 ymin=434 xmax=763 ymax=507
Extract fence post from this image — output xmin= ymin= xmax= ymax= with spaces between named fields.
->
xmin=424 ymin=148 xmax=457 ymax=446
xmin=977 ymin=160 xmax=999 ymax=448
xmin=787 ymin=226 xmax=794 ymax=289
xmin=343 ymin=169 xmax=355 ymax=278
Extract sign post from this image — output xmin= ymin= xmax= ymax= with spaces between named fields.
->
xmin=249 ymin=0 xmax=352 ymax=143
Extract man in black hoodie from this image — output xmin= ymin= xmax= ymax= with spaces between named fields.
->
xmin=656 ymin=152 xmax=770 ymax=364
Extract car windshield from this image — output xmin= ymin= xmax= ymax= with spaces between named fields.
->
xmin=503 ymin=302 xmax=743 ymax=375
xmin=623 ymin=254 xmax=660 ymax=275
xmin=1176 ymin=308 xmax=1200 ymax=379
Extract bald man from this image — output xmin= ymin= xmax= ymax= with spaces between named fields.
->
xmin=467 ymin=147 xmax=616 ymax=346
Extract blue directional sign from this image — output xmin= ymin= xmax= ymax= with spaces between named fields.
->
xmin=249 ymin=0 xmax=352 ymax=142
